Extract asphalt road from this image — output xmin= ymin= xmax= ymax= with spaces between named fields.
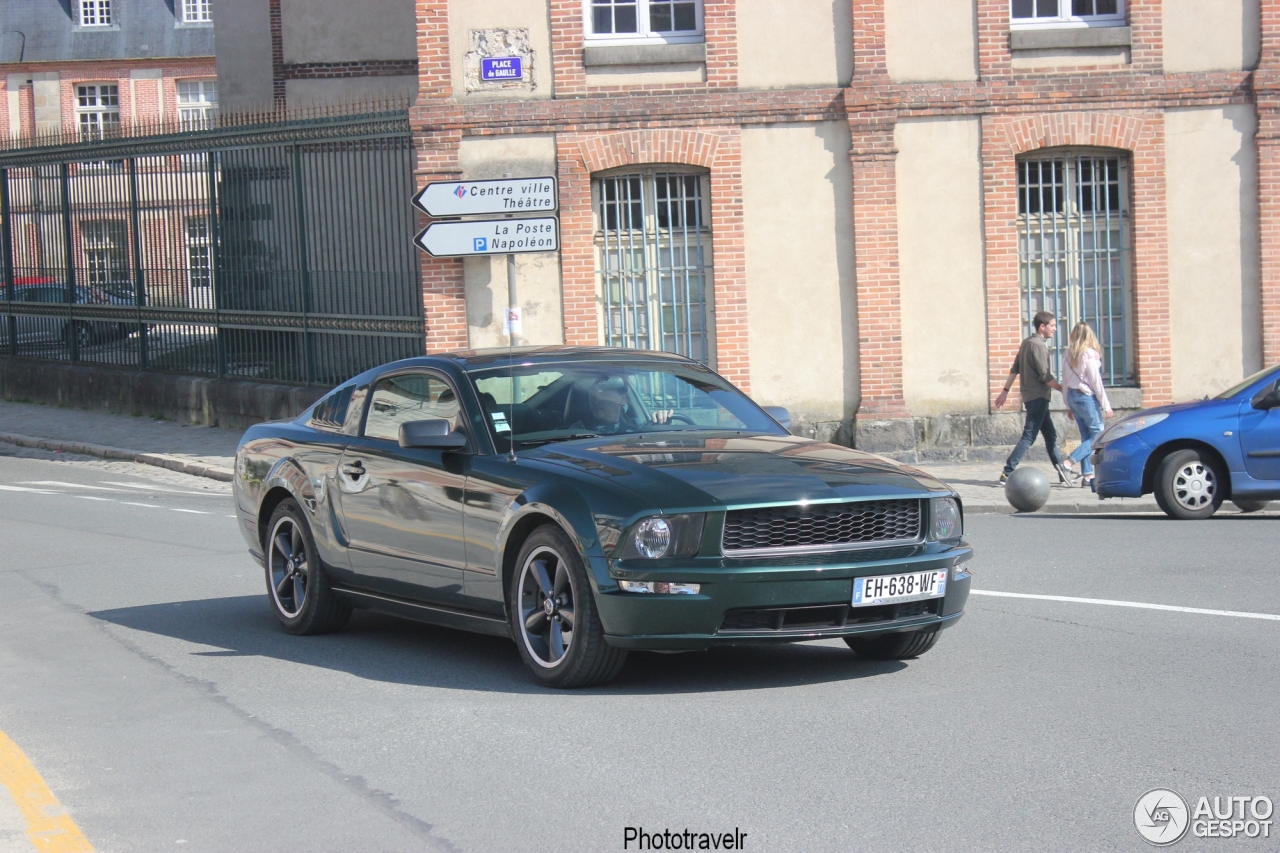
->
xmin=0 ymin=451 xmax=1276 ymax=852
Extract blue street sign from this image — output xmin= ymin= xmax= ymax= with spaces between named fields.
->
xmin=480 ymin=56 xmax=522 ymax=81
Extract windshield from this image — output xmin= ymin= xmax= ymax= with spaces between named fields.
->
xmin=1213 ymin=365 xmax=1280 ymax=400
xmin=468 ymin=360 xmax=786 ymax=451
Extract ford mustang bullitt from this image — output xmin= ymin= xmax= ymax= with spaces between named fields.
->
xmin=234 ymin=347 xmax=972 ymax=687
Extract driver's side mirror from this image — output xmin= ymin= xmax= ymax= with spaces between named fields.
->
xmin=399 ymin=418 xmax=468 ymax=449
xmin=762 ymin=406 xmax=792 ymax=430
xmin=1251 ymin=382 xmax=1280 ymax=411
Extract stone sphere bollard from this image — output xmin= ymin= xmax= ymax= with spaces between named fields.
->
xmin=1004 ymin=467 xmax=1050 ymax=513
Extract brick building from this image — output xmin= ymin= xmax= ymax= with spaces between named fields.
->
xmin=222 ymin=1 xmax=1272 ymax=454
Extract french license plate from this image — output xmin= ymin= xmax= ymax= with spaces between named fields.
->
xmin=852 ymin=570 xmax=947 ymax=607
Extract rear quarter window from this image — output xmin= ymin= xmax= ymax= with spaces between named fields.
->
xmin=308 ymin=385 xmax=354 ymax=432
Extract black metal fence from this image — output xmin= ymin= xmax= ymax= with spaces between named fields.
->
xmin=0 ymin=109 xmax=423 ymax=385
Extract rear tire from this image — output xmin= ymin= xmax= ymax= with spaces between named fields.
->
xmin=1153 ymin=449 xmax=1224 ymax=520
xmin=265 ymin=499 xmax=351 ymax=635
xmin=508 ymin=524 xmax=627 ymax=688
xmin=845 ymin=629 xmax=940 ymax=660
xmin=1232 ymin=499 xmax=1270 ymax=513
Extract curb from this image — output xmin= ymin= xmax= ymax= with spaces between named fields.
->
xmin=0 ymin=432 xmax=234 ymax=482
xmin=964 ymin=499 xmax=1163 ymax=515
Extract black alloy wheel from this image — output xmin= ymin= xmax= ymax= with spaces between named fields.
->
xmin=1153 ymin=449 xmax=1224 ymax=520
xmin=845 ymin=629 xmax=941 ymax=660
xmin=509 ymin=525 xmax=627 ymax=688
xmin=265 ymin=499 xmax=351 ymax=634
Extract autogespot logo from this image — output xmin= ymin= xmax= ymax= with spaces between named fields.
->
xmin=1135 ymin=789 xmax=1190 ymax=846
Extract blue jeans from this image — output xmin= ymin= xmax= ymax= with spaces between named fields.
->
xmin=1066 ymin=389 xmax=1105 ymax=476
xmin=1002 ymin=397 xmax=1063 ymax=476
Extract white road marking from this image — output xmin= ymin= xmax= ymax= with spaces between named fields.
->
xmin=100 ymin=481 xmax=225 ymax=497
xmin=170 ymin=508 xmax=209 ymax=515
xmin=119 ymin=502 xmax=162 ymax=509
xmin=74 ymin=495 xmax=113 ymax=502
xmin=19 ymin=480 xmax=128 ymax=491
xmin=0 ymin=485 xmax=58 ymax=493
xmin=971 ymin=589 xmax=1280 ymax=621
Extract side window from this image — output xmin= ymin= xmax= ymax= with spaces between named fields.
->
xmin=364 ymin=373 xmax=463 ymax=442
xmin=308 ymin=384 xmax=354 ymax=433
xmin=342 ymin=384 xmax=369 ymax=435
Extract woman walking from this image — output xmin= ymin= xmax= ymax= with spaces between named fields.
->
xmin=1061 ymin=322 xmax=1113 ymax=488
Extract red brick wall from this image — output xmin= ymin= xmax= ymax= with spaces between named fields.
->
xmin=1259 ymin=0 xmax=1280 ymax=366
xmin=413 ymin=128 xmax=468 ymax=353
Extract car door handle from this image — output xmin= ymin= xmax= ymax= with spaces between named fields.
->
xmin=340 ymin=461 xmax=365 ymax=477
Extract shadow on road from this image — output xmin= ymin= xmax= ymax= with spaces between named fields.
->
xmin=87 ymin=594 xmax=909 ymax=695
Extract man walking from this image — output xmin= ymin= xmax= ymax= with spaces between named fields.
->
xmin=994 ymin=311 xmax=1074 ymax=484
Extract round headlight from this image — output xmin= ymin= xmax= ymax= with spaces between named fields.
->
xmin=932 ymin=498 xmax=961 ymax=540
xmin=633 ymin=517 xmax=672 ymax=559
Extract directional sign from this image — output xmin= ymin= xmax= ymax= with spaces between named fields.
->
xmin=413 ymin=177 xmax=557 ymax=218
xmin=414 ymin=217 xmax=559 ymax=257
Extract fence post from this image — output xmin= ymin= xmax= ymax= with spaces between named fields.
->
xmin=0 ymin=169 xmax=16 ymax=358
xmin=59 ymin=163 xmax=78 ymax=363
xmin=290 ymin=144 xmax=314 ymax=384
xmin=127 ymin=157 xmax=148 ymax=369
xmin=207 ymin=150 xmax=226 ymax=377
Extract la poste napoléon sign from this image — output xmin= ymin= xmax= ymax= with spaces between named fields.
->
xmin=414 ymin=218 xmax=559 ymax=258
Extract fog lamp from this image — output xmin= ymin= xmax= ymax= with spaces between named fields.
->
xmin=618 ymin=581 xmax=700 ymax=595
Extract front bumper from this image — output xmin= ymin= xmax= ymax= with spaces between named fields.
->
xmin=596 ymin=543 xmax=972 ymax=651
xmin=1091 ymin=433 xmax=1153 ymax=498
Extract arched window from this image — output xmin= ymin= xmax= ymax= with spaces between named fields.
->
xmin=1017 ymin=149 xmax=1133 ymax=385
xmin=592 ymin=167 xmax=713 ymax=363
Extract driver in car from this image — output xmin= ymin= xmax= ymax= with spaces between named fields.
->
xmin=572 ymin=376 xmax=672 ymax=435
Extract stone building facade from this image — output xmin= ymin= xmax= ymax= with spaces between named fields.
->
xmin=219 ymin=0 xmax=1273 ymax=457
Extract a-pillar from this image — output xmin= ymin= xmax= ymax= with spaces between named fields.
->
xmin=1259 ymin=0 xmax=1280 ymax=366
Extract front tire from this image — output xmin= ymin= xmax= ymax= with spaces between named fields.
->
xmin=265 ymin=499 xmax=351 ymax=634
xmin=508 ymin=525 xmax=627 ymax=688
xmin=1154 ymin=449 xmax=1224 ymax=520
xmin=845 ymin=629 xmax=940 ymax=660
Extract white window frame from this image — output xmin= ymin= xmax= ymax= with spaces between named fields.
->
xmin=1010 ymin=0 xmax=1125 ymax=29
xmin=75 ymin=83 xmax=120 ymax=139
xmin=583 ymin=0 xmax=704 ymax=46
xmin=79 ymin=0 xmax=114 ymax=27
xmin=181 ymin=0 xmax=213 ymax=24
xmin=176 ymin=79 xmax=218 ymax=126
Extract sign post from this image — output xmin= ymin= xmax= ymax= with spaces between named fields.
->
xmin=413 ymin=176 xmax=558 ymax=350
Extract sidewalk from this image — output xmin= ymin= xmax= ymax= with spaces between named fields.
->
xmin=0 ymin=398 xmax=1161 ymax=513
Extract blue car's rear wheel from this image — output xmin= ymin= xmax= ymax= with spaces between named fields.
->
xmin=509 ymin=525 xmax=627 ymax=688
xmin=1154 ymin=449 xmax=1223 ymax=520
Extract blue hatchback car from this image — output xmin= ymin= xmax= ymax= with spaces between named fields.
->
xmin=1092 ymin=365 xmax=1280 ymax=518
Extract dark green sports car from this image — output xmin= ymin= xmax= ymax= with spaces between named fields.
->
xmin=234 ymin=347 xmax=972 ymax=687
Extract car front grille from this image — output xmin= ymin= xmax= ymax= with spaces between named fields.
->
xmin=718 ymin=599 xmax=939 ymax=633
xmin=722 ymin=498 xmax=923 ymax=555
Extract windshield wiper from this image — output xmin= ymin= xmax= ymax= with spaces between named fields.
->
xmin=516 ymin=433 xmax=600 ymax=446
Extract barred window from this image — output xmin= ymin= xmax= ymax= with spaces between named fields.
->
xmin=588 ymin=0 xmax=702 ymax=41
xmin=76 ymin=84 xmax=120 ymax=139
xmin=80 ymin=0 xmax=113 ymax=26
xmin=1017 ymin=150 xmax=1132 ymax=385
xmin=594 ymin=169 xmax=712 ymax=363
xmin=186 ymin=217 xmax=214 ymax=308
xmin=182 ymin=0 xmax=212 ymax=23
xmin=1011 ymin=0 xmax=1123 ymax=26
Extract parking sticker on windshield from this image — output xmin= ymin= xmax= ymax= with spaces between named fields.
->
xmin=490 ymin=412 xmax=511 ymax=433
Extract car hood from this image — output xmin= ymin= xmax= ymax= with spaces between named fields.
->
xmin=532 ymin=433 xmax=953 ymax=510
